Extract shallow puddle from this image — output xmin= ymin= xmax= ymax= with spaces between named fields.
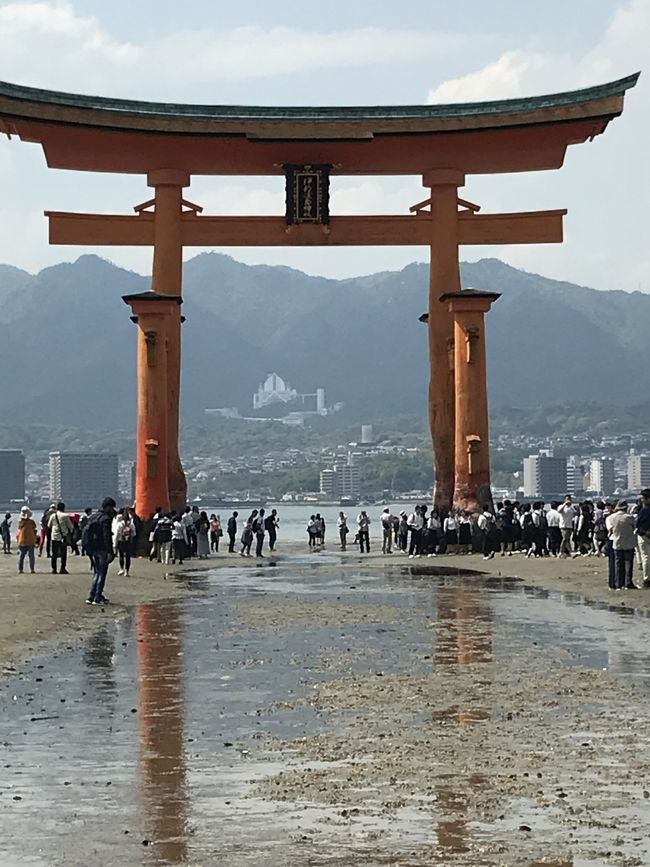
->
xmin=1 ymin=559 xmax=650 ymax=865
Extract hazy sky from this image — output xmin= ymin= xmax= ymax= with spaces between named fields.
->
xmin=0 ymin=0 xmax=647 ymax=290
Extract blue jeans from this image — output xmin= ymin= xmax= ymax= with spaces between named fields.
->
xmin=18 ymin=546 xmax=35 ymax=573
xmin=88 ymin=551 xmax=110 ymax=602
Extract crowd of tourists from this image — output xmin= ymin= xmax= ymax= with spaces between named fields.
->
xmin=7 ymin=501 xmax=280 ymax=606
xmin=332 ymin=491 xmax=650 ymax=590
xmin=6 ymin=489 xmax=650 ymax=605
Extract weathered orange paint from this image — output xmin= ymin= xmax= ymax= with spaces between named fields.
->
xmin=46 ymin=209 xmax=566 ymax=247
xmin=124 ymin=293 xmax=182 ymax=520
xmin=17 ymin=117 xmax=611 ymax=176
xmin=148 ymin=170 xmax=189 ymax=515
xmin=441 ymin=290 xmax=500 ymax=514
xmin=427 ymin=171 xmax=464 ymax=510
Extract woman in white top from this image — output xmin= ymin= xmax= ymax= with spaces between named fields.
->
xmin=443 ymin=512 xmax=459 ymax=554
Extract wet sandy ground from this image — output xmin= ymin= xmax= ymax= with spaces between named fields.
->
xmin=2 ymin=555 xmax=650 ymax=865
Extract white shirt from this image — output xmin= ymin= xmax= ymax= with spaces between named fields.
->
xmin=408 ymin=512 xmax=424 ymax=530
xmin=546 ymin=508 xmax=561 ymax=528
xmin=558 ymin=503 xmax=577 ymax=529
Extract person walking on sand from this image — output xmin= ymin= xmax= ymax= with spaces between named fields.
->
xmin=265 ymin=508 xmax=279 ymax=552
xmin=16 ymin=506 xmax=37 ymax=574
xmin=84 ymin=497 xmax=117 ymax=605
xmin=48 ymin=502 xmax=73 ymax=575
xmin=115 ymin=510 xmax=135 ymax=577
xmin=171 ymin=512 xmax=188 ymax=564
xmin=558 ymin=495 xmax=577 ymax=558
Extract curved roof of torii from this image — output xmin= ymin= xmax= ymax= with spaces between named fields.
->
xmin=0 ymin=73 xmax=639 ymax=176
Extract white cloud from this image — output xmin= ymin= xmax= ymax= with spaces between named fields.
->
xmin=0 ymin=2 xmax=460 ymax=92
xmin=424 ymin=0 xmax=649 ymax=292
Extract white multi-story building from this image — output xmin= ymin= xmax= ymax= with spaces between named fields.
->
xmin=522 ymin=453 xmax=567 ymax=498
xmin=566 ymin=457 xmax=586 ymax=496
xmin=628 ymin=453 xmax=650 ymax=491
xmin=49 ymin=452 xmax=119 ymax=508
xmin=589 ymin=458 xmax=615 ymax=496
xmin=319 ymin=455 xmax=360 ymax=499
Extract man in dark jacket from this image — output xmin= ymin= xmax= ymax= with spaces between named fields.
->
xmin=227 ymin=511 xmax=238 ymax=553
xmin=636 ymin=488 xmax=650 ymax=588
xmin=85 ymin=497 xmax=117 ymax=606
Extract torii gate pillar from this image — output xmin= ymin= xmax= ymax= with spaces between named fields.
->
xmin=148 ymin=169 xmax=189 ymax=514
xmin=123 ymin=292 xmax=183 ymax=520
xmin=441 ymin=289 xmax=500 ymax=514
xmin=425 ymin=169 xmax=465 ymax=510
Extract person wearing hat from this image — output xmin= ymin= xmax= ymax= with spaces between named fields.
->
xmin=16 ymin=506 xmax=38 ymax=574
xmin=606 ymin=500 xmax=637 ymax=590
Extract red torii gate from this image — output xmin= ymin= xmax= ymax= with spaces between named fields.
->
xmin=0 ymin=74 xmax=638 ymax=517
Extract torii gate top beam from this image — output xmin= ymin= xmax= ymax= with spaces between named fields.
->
xmin=0 ymin=74 xmax=639 ymax=176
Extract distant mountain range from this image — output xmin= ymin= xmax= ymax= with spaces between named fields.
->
xmin=0 ymin=253 xmax=648 ymax=426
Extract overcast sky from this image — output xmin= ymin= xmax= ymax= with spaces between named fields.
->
xmin=0 ymin=0 xmax=647 ymax=290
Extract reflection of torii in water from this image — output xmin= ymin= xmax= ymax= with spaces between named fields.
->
xmin=136 ymin=602 xmax=188 ymax=863
xmin=431 ymin=584 xmax=572 ymax=865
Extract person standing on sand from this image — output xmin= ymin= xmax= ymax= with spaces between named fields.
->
xmin=380 ymin=508 xmax=393 ymax=554
xmin=209 ymin=514 xmax=222 ymax=553
xmin=558 ymin=495 xmax=577 ymax=558
xmin=265 ymin=509 xmax=279 ymax=552
xmin=253 ymin=508 xmax=266 ymax=558
xmin=607 ymin=500 xmax=637 ymax=590
xmin=16 ymin=506 xmax=37 ymax=574
xmin=635 ymin=488 xmax=650 ymax=588
xmin=227 ymin=511 xmax=238 ymax=553
xmin=407 ymin=506 xmax=424 ymax=558
xmin=84 ymin=497 xmax=117 ymax=606
xmin=1 ymin=512 xmax=12 ymax=555
xmin=357 ymin=511 xmax=370 ymax=553
xmin=337 ymin=511 xmax=349 ymax=549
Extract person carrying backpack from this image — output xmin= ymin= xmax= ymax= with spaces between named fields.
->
xmin=83 ymin=497 xmax=116 ymax=606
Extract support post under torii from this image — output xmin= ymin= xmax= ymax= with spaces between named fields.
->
xmin=440 ymin=288 xmax=500 ymax=514
xmin=123 ymin=291 xmax=183 ymax=520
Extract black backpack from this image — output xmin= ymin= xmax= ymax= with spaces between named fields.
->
xmin=81 ymin=512 xmax=104 ymax=552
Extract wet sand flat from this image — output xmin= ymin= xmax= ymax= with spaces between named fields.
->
xmin=1 ymin=554 xmax=650 ymax=865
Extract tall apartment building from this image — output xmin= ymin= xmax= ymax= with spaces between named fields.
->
xmin=0 ymin=450 xmax=25 ymax=501
xmin=627 ymin=453 xmax=650 ymax=491
xmin=522 ymin=453 xmax=567 ymax=498
xmin=566 ymin=457 xmax=586 ymax=496
xmin=319 ymin=455 xmax=361 ymax=500
xmin=49 ymin=452 xmax=119 ymax=507
xmin=589 ymin=458 xmax=615 ymax=496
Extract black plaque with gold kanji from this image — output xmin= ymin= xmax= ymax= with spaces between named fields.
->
xmin=285 ymin=164 xmax=330 ymax=225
